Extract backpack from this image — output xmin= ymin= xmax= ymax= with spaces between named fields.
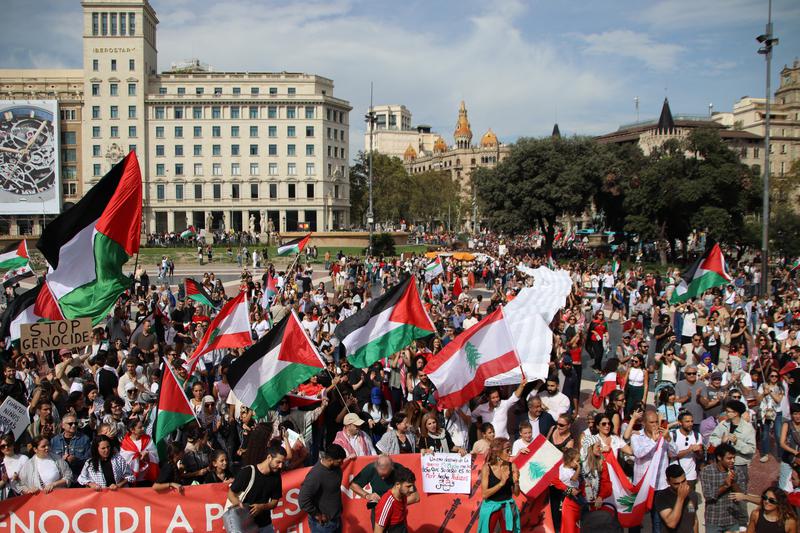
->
xmin=581 ymin=504 xmax=623 ymax=533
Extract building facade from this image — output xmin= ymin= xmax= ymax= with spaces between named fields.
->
xmin=0 ymin=0 xmax=351 ymax=238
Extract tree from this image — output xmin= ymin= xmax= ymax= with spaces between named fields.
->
xmin=408 ymin=170 xmax=462 ymax=229
xmin=349 ymin=151 xmax=411 ymax=227
xmin=773 ymin=159 xmax=800 ymax=210
xmin=475 ymin=136 xmax=607 ymax=250
xmin=771 ymin=207 xmax=800 ymax=259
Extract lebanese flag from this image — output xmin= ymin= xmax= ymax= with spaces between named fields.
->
xmin=513 ymin=435 xmax=563 ymax=499
xmin=426 ymin=306 xmax=521 ymax=409
xmin=453 ymin=276 xmax=463 ymax=299
xmin=670 ymin=243 xmax=731 ymax=303
xmin=604 ymin=437 xmax=668 ymax=528
xmin=120 ymin=433 xmax=159 ymax=482
xmin=187 ymin=291 xmax=253 ymax=371
xmin=35 ymin=153 xmax=141 ymax=324
xmin=591 ymin=372 xmax=618 ymax=408
xmin=277 ymin=234 xmax=311 ymax=256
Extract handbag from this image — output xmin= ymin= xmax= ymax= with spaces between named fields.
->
xmin=222 ymin=465 xmax=257 ymax=533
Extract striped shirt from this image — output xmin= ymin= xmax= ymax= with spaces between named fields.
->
xmin=375 ymin=490 xmax=407 ymax=527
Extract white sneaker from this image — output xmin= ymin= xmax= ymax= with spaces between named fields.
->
xmin=760 ymin=455 xmax=769 ymax=463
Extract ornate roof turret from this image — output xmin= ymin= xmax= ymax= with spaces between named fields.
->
xmin=433 ymin=136 xmax=448 ymax=153
xmin=454 ymin=100 xmax=473 ymax=148
xmin=656 ymin=98 xmax=675 ymax=134
xmin=480 ymin=128 xmax=498 ymax=148
xmin=403 ymin=144 xmax=417 ymax=161
xmin=552 ymin=123 xmax=561 ymax=138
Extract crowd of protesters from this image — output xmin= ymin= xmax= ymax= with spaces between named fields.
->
xmin=1 ymin=233 xmax=799 ymax=532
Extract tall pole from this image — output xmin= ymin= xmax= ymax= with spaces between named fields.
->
xmin=364 ymin=83 xmax=375 ymax=257
xmin=758 ymin=0 xmax=778 ymax=297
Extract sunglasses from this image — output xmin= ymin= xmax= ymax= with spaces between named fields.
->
xmin=685 ymin=372 xmax=697 ymax=376
xmin=64 ymin=422 xmax=77 ymax=426
xmin=557 ymin=423 xmax=569 ymax=428
xmin=598 ymin=422 xmax=611 ymax=427
xmin=762 ymin=495 xmax=778 ymax=504
xmin=0 ymin=443 xmax=10 ymax=449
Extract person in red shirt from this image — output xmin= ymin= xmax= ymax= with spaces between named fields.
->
xmin=374 ymin=466 xmax=418 ymax=533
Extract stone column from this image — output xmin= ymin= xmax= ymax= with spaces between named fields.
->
xmin=166 ymin=210 xmax=175 ymax=233
xmin=223 ymin=210 xmax=231 ymax=233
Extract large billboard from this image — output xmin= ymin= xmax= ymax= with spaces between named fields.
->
xmin=0 ymin=100 xmax=61 ymax=214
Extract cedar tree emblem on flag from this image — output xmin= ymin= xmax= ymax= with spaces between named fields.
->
xmin=465 ymin=342 xmax=481 ymax=372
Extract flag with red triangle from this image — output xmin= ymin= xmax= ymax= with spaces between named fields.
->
xmin=187 ymin=291 xmax=252 ymax=371
xmin=670 ymin=243 xmax=731 ymax=303
xmin=154 ymin=363 xmax=196 ymax=455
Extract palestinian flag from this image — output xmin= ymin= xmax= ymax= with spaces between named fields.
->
xmin=2 ymin=264 xmax=35 ymax=288
xmin=0 ymin=240 xmax=30 ymax=272
xmin=180 ymin=226 xmax=196 ymax=239
xmin=227 ymin=311 xmax=324 ymax=417
xmin=546 ymin=250 xmax=555 ymax=270
xmin=34 ymin=152 xmax=141 ymax=324
xmin=604 ymin=437 xmax=668 ymax=527
xmin=591 ymin=371 xmax=618 ymax=408
xmin=513 ymin=435 xmax=563 ymax=499
xmin=277 ymin=234 xmax=311 ymax=256
xmin=424 ymin=257 xmax=443 ymax=282
xmin=154 ymin=363 xmax=196 ymax=456
xmin=427 ymin=306 xmax=521 ymax=409
xmin=0 ymin=284 xmax=43 ymax=343
xmin=670 ymin=243 xmax=731 ymax=303
xmin=260 ymin=272 xmax=278 ymax=310
xmin=335 ymin=276 xmax=436 ymax=368
xmin=185 ymin=278 xmax=215 ymax=308
xmin=188 ymin=291 xmax=252 ymax=371
xmin=612 ymin=259 xmax=620 ymax=277
xmin=790 ymin=258 xmax=800 ymax=273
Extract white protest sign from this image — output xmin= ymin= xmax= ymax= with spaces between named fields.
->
xmin=0 ymin=396 xmax=31 ymax=440
xmin=420 ymin=452 xmax=471 ymax=494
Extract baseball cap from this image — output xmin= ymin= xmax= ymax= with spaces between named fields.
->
xmin=203 ymin=395 xmax=215 ymax=404
xmin=343 ymin=413 xmax=364 ymax=426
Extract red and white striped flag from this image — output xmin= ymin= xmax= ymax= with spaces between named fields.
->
xmin=512 ymin=435 xmax=563 ymax=499
xmin=591 ymin=371 xmax=619 ymax=408
xmin=604 ymin=437 xmax=668 ymax=527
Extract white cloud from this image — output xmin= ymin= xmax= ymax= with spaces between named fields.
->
xmin=637 ymin=0 xmax=800 ymax=29
xmin=579 ymin=30 xmax=685 ymax=70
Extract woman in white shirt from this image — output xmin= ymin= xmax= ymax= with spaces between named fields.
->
xmin=17 ymin=437 xmax=73 ymax=494
xmin=0 ymin=433 xmax=28 ymax=499
xmin=758 ymin=370 xmax=785 ymax=463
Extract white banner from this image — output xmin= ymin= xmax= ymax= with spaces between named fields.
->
xmin=420 ymin=453 xmax=472 ymax=494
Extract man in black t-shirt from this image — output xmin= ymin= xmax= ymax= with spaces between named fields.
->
xmin=654 ymin=464 xmax=698 ymax=533
xmin=227 ymin=444 xmax=286 ymax=531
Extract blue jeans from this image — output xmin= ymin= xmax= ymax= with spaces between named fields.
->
xmin=308 ymin=516 xmax=341 ymax=533
xmin=706 ymin=525 xmax=737 ymax=533
xmin=761 ymin=414 xmax=783 ymax=457
xmin=258 ymin=526 xmax=274 ymax=533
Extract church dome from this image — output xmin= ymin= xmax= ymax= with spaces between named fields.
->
xmin=433 ymin=136 xmax=447 ymax=153
xmin=403 ymin=144 xmax=417 ymax=161
xmin=480 ymin=128 xmax=498 ymax=147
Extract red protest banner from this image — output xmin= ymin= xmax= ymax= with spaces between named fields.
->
xmin=0 ymin=454 xmax=554 ymax=532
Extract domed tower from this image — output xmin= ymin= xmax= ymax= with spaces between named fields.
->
xmin=480 ymin=128 xmax=498 ymax=148
xmin=403 ymin=144 xmax=417 ymax=161
xmin=433 ymin=136 xmax=447 ymax=154
xmin=453 ymin=100 xmax=473 ymax=149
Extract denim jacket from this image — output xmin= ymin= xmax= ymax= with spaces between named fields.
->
xmin=50 ymin=432 xmax=92 ymax=477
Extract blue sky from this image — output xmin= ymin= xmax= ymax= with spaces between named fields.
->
xmin=1 ymin=0 xmax=799 ymax=153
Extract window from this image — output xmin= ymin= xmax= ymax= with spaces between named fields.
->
xmin=251 ymin=87 xmax=259 ymax=96
xmin=212 ymin=144 xmax=221 ymax=156
xmin=111 ymin=58 xmax=117 ymax=70
xmin=62 ymin=131 xmax=76 ymax=144
xmin=156 ymin=184 xmax=165 ymax=200
xmin=128 ymin=83 xmax=136 ymax=96
xmin=231 ymin=163 xmax=241 ymax=176
xmin=93 ymin=145 xmax=101 ymax=157
xmin=110 ymin=14 xmax=117 ymax=35
xmin=249 ymin=106 xmax=258 ymax=119
xmin=268 ymin=144 xmax=277 ymax=156
xmin=287 ymin=126 xmax=296 ymax=137
xmin=193 ymin=126 xmax=202 ymax=138
xmin=177 ymin=87 xmax=186 ymax=95
xmin=250 ymin=183 xmax=259 ymax=199
xmin=306 ymin=183 xmax=314 ymax=198
xmin=212 ymin=106 xmax=221 ymax=119
xmin=214 ymin=87 xmax=222 ymax=96
xmin=156 ymin=164 xmax=165 ymax=176
xmin=155 ymin=107 xmax=165 ymax=119
xmin=174 ymin=126 xmax=183 ymax=138
xmin=334 ymin=185 xmax=340 ymax=199
xmin=250 ymin=163 xmax=259 ymax=175
xmin=754 ymin=147 xmax=760 ymax=158
xmin=326 ymin=109 xmax=331 ymax=121
xmin=120 ymin=13 xmax=126 ymax=35
xmin=110 ymin=126 xmax=119 ymax=137
xmin=268 ymin=126 xmax=277 ymax=138
xmin=175 ymin=164 xmax=184 ymax=176
xmin=92 ymin=106 xmax=100 ymax=119
xmin=158 ymin=87 xmax=166 ymax=95
xmin=156 ymin=145 xmax=165 ymax=157
xmin=231 ymin=183 xmax=240 ymax=199
xmin=128 ymin=125 xmax=136 ymax=137
xmin=213 ymin=183 xmax=221 ymax=199
xmin=155 ymin=126 xmax=164 ymax=138
xmin=306 ymin=126 xmax=314 ymax=137
xmin=110 ymin=83 xmax=118 ymax=96
xmin=92 ymin=13 xmax=99 ymax=35
xmin=196 ymin=87 xmax=204 ymax=96
xmin=288 ymin=183 xmax=296 ymax=198
xmin=212 ymin=163 xmax=222 ymax=176
xmin=110 ymin=105 xmax=119 ymax=119
xmin=269 ymin=163 xmax=278 ymax=176
xmin=231 ymin=144 xmax=240 ymax=156
xmin=287 ymin=144 xmax=296 ymax=156
xmin=231 ymin=126 xmax=240 ymax=138
xmin=194 ymin=183 xmax=203 ymax=198
xmin=249 ymin=126 xmax=258 ymax=137
xmin=101 ymin=12 xmax=108 ymax=35
xmin=327 ymin=127 xmax=331 ymax=139
xmin=212 ymin=126 xmax=221 ymax=138
xmin=92 ymin=83 xmax=100 ymax=96
xmin=93 ymin=164 xmax=101 ymax=176
xmin=174 ymin=107 xmax=183 ymax=119
xmin=233 ymin=87 xmax=241 ymax=95
xmin=305 ymin=106 xmax=314 ymax=119
xmin=193 ymin=107 xmax=202 ymax=119
xmin=194 ymin=163 xmax=203 ymax=176
xmin=287 ymin=162 xmax=297 ymax=175
xmin=231 ymin=106 xmax=240 ymax=119
xmin=268 ymin=106 xmax=277 ymax=119
xmin=306 ymin=144 xmax=315 ymax=156
xmin=249 ymin=144 xmax=258 ymax=156
xmin=175 ymin=184 xmax=184 ymax=200
xmin=288 ymin=87 xmax=296 ymax=95
xmin=129 ymin=59 xmax=135 ymax=70
xmin=269 ymin=87 xmax=278 ymax=95
xmin=269 ymin=183 xmax=277 ymax=199
xmin=287 ymin=107 xmax=296 ymax=119
xmin=128 ymin=105 xmax=136 ymax=119
xmin=193 ymin=145 xmax=202 ymax=156
xmin=175 ymin=145 xmax=184 ymax=156
xmin=306 ymin=163 xmax=315 ymax=176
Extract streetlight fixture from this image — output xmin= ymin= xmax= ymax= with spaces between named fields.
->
xmin=364 ymin=82 xmax=376 ymax=257
xmin=757 ymin=0 xmax=779 ymax=296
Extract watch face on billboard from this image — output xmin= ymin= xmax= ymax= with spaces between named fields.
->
xmin=0 ymin=100 xmax=61 ymax=214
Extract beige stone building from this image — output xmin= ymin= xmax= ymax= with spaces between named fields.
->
xmin=0 ymin=0 xmax=352 ymax=238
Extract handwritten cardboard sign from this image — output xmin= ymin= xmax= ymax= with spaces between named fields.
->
xmin=420 ymin=452 xmax=472 ymax=494
xmin=0 ymin=396 xmax=30 ymax=440
xmin=20 ymin=318 xmax=92 ymax=352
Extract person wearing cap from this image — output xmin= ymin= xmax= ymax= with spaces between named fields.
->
xmin=333 ymin=413 xmax=377 ymax=458
xmin=709 ymin=400 xmax=756 ymax=501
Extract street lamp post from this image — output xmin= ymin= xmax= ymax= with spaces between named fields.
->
xmin=364 ymin=83 xmax=375 ymax=257
xmin=758 ymin=0 xmax=779 ymax=297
